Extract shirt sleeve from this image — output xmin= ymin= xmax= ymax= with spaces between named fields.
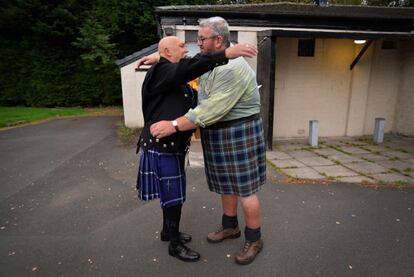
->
xmin=185 ymin=64 xmax=247 ymax=127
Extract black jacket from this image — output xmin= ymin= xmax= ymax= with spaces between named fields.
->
xmin=138 ymin=51 xmax=228 ymax=153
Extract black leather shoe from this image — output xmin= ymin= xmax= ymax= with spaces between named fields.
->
xmin=168 ymin=243 xmax=200 ymax=262
xmin=161 ymin=231 xmax=192 ymax=243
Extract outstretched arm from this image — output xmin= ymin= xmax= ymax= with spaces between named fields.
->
xmin=136 ymin=43 xmax=257 ymax=70
xmin=225 ymin=43 xmax=257 ymax=59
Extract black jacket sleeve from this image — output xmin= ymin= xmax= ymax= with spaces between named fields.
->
xmin=148 ymin=51 xmax=228 ymax=93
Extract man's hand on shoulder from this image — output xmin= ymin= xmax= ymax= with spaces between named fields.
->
xmin=225 ymin=43 xmax=257 ymax=59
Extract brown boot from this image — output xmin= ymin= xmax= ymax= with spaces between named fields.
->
xmin=235 ymin=239 xmax=263 ymax=265
xmin=206 ymin=226 xmax=241 ymax=243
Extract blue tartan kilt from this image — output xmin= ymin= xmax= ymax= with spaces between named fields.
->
xmin=201 ymin=117 xmax=266 ymax=197
xmin=136 ymin=149 xmax=186 ymax=208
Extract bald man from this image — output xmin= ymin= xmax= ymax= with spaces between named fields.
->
xmin=150 ymin=18 xmax=265 ymax=265
xmin=136 ymin=36 xmax=256 ymax=262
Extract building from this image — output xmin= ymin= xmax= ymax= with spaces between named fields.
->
xmin=116 ymin=3 xmax=414 ymax=148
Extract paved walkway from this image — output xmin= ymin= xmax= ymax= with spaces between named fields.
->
xmin=1 ymin=117 xmax=414 ymax=276
xmin=190 ymin=136 xmax=414 ymax=186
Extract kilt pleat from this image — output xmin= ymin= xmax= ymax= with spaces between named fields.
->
xmin=136 ymin=149 xmax=186 ymax=208
xmin=201 ymin=118 xmax=266 ymax=197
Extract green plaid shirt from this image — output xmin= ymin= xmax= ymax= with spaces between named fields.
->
xmin=185 ymin=57 xmax=261 ymax=127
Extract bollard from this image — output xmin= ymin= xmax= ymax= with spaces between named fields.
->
xmin=373 ymin=118 xmax=385 ymax=144
xmin=309 ymin=120 xmax=319 ymax=147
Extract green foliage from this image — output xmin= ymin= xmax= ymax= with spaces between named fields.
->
xmin=0 ymin=35 xmax=122 ymax=107
xmin=0 ymin=106 xmax=123 ymax=128
xmin=73 ymin=18 xmax=118 ymax=66
xmin=0 ymin=106 xmax=86 ymax=128
xmin=0 ymin=0 xmax=216 ymax=107
xmin=0 ymin=0 xmax=122 ymax=107
xmin=217 ymin=0 xmax=412 ymax=5
xmin=116 ymin=121 xmax=142 ymax=144
xmin=366 ymin=0 xmax=412 ymax=6
xmin=0 ymin=0 xmax=412 ymax=108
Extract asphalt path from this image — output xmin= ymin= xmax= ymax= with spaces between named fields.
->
xmin=0 ymin=117 xmax=413 ymax=276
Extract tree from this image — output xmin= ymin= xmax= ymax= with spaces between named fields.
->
xmin=0 ymin=0 xmax=411 ymax=107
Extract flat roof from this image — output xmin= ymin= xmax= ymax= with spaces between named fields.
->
xmin=156 ymin=3 xmax=414 ymax=33
xmin=156 ymin=3 xmax=414 ymax=19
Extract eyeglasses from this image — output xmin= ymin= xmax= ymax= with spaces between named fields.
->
xmin=197 ymin=36 xmax=217 ymax=43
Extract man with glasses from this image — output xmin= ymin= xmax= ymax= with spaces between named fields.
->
xmin=150 ymin=17 xmax=266 ymax=265
xmin=135 ymin=35 xmax=256 ymax=263
xmin=197 ymin=36 xmax=217 ymax=43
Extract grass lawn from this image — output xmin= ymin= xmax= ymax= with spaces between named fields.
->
xmin=0 ymin=106 xmax=123 ymax=128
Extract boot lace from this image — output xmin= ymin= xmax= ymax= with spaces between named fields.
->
xmin=242 ymin=241 xmax=252 ymax=252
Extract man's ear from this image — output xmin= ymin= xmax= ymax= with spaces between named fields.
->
xmin=164 ymin=47 xmax=171 ymax=57
xmin=215 ymin=36 xmax=224 ymax=48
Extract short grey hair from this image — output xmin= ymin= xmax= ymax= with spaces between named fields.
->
xmin=199 ymin=17 xmax=230 ymax=47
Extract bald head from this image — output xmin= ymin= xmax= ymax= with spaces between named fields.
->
xmin=158 ymin=36 xmax=180 ymax=55
xmin=158 ymin=36 xmax=188 ymax=63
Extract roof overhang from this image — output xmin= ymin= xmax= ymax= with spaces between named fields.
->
xmin=116 ymin=43 xmax=157 ymax=68
xmin=257 ymin=28 xmax=414 ymax=40
xmin=155 ymin=3 xmax=414 ymax=37
xmin=117 ymin=3 xmax=414 ymax=68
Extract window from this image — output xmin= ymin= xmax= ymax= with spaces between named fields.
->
xmin=230 ymin=31 xmax=238 ymax=44
xmin=185 ymin=31 xmax=199 ymax=57
xmin=163 ymin=26 xmax=175 ymax=36
xmin=298 ymin=38 xmax=315 ymax=57
xmin=185 ymin=31 xmax=198 ymax=43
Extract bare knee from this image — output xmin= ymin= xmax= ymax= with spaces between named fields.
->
xmin=239 ymin=194 xmax=259 ymax=207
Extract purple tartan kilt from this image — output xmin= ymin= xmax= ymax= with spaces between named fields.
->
xmin=201 ymin=117 xmax=266 ymax=197
xmin=136 ymin=149 xmax=186 ymax=208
